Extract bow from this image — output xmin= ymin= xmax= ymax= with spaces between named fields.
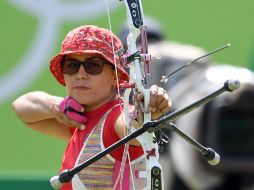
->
xmin=105 ymin=0 xmax=164 ymax=188
xmin=112 ymin=0 xmax=164 ymax=189
xmin=49 ymin=1 xmax=241 ymax=189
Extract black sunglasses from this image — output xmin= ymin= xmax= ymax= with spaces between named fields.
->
xmin=61 ymin=57 xmax=113 ymax=75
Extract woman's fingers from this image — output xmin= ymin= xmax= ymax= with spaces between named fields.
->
xmin=66 ymin=110 xmax=87 ymax=123
xmin=133 ymin=85 xmax=172 ymax=119
xmin=67 ymin=98 xmax=85 ymax=112
xmin=57 ymin=96 xmax=87 ymax=130
xmin=57 ymin=111 xmax=86 ymax=130
xmin=149 ymin=85 xmax=171 ymax=113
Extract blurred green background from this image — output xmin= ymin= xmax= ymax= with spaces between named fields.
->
xmin=0 ymin=0 xmax=253 ymax=189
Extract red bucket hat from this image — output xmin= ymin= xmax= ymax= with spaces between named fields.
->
xmin=50 ymin=25 xmax=129 ymax=86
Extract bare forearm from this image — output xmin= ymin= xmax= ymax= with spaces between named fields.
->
xmin=12 ymin=91 xmax=63 ymax=124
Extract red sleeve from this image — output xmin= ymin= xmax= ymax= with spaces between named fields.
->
xmin=103 ymin=106 xmax=144 ymax=161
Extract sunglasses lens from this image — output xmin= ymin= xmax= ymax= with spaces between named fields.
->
xmin=84 ymin=59 xmax=104 ymax=75
xmin=62 ymin=61 xmax=80 ymax=75
xmin=62 ymin=58 xmax=110 ymax=75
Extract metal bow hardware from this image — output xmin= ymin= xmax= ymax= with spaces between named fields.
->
xmin=49 ymin=1 xmax=241 ymax=189
xmin=118 ymin=0 xmax=164 ymax=189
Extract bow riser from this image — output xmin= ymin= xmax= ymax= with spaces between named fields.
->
xmin=122 ymin=0 xmax=164 ymax=189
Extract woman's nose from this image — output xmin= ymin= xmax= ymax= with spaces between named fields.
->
xmin=77 ymin=64 xmax=88 ymax=79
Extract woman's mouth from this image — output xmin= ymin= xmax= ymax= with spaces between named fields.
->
xmin=73 ymin=86 xmax=90 ymax=90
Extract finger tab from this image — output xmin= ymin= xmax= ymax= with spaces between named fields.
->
xmin=66 ymin=111 xmax=87 ymax=123
xmin=59 ymin=98 xmax=68 ymax=113
xmin=67 ymin=98 xmax=84 ymax=112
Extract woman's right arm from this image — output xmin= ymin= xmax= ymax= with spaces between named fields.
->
xmin=12 ymin=91 xmax=83 ymax=141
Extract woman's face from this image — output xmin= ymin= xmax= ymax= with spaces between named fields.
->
xmin=63 ymin=53 xmax=117 ymax=111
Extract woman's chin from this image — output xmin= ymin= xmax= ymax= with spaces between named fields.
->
xmin=69 ymin=94 xmax=88 ymax=105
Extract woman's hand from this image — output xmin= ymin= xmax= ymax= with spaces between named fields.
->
xmin=12 ymin=91 xmax=84 ymax=140
xmin=56 ymin=96 xmax=87 ymax=130
xmin=134 ymin=85 xmax=172 ymax=120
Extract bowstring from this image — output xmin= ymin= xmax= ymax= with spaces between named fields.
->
xmin=105 ymin=0 xmax=135 ymax=189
